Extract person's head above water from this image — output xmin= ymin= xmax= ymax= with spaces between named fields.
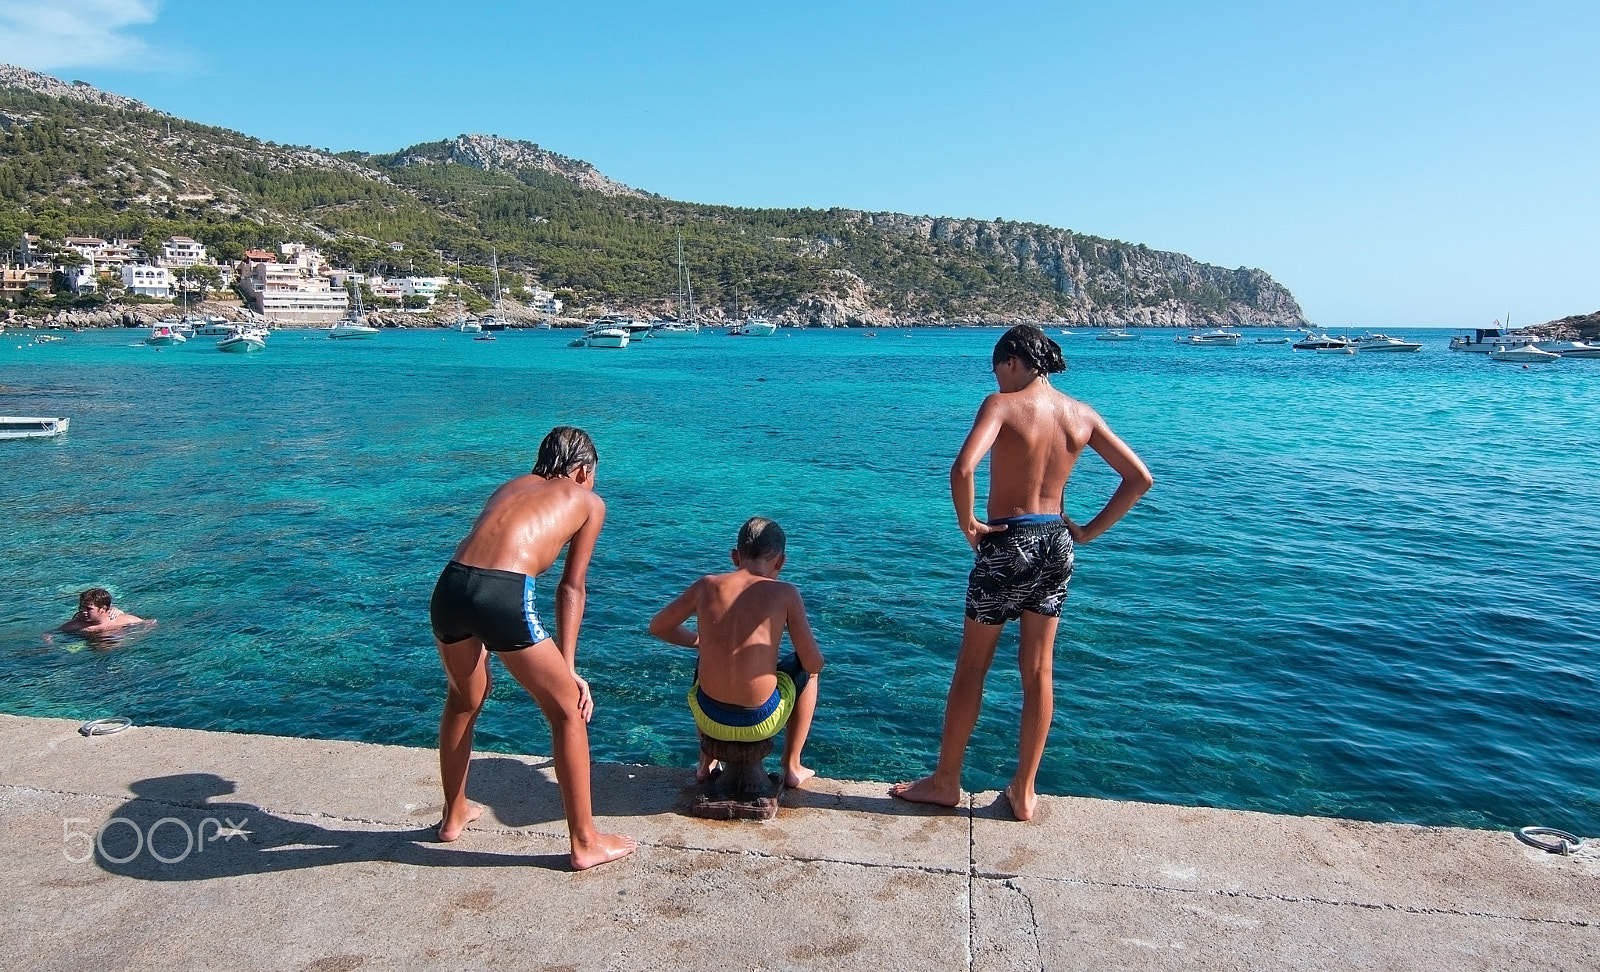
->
xmin=736 ymin=516 xmax=786 ymax=564
xmin=78 ymin=588 xmax=113 ymax=613
xmin=530 ymin=426 xmax=598 ymax=478
xmin=992 ymin=324 xmax=1066 ymax=376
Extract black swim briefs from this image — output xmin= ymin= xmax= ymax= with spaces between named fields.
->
xmin=964 ymin=515 xmax=1075 ymax=625
xmin=429 ymin=561 xmax=551 ymax=652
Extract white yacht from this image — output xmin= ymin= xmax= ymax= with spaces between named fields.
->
xmin=1178 ymin=328 xmax=1242 ymax=346
xmin=1450 ymin=324 xmax=1538 ymax=352
xmin=217 ymin=326 xmax=267 ymax=354
xmin=1351 ymin=333 xmax=1423 ymax=352
xmin=1535 ymin=340 xmax=1600 ymax=359
xmin=453 ymin=317 xmax=483 ymax=333
xmin=1488 ymin=344 xmax=1559 ymax=363
xmin=145 ymin=322 xmax=186 ymax=346
xmin=0 ymin=416 xmax=69 ymax=439
xmin=585 ymin=325 xmax=630 ymax=348
xmin=193 ymin=316 xmax=236 ymax=337
xmin=1096 ymin=329 xmax=1140 ymax=341
xmin=728 ymin=315 xmax=777 ymax=337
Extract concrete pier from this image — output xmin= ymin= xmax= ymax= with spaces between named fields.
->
xmin=1 ymin=713 xmax=1594 ymax=970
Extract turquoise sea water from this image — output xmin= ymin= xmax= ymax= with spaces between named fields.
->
xmin=3 ymin=326 xmax=1596 ymax=834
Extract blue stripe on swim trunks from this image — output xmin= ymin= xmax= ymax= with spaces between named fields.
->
xmin=989 ymin=514 xmax=1065 ymax=528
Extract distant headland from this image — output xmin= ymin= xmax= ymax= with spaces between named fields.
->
xmin=0 ymin=63 xmax=1309 ymax=328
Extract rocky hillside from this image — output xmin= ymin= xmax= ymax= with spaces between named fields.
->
xmin=1535 ymin=310 xmax=1600 ymax=341
xmin=0 ymin=65 xmax=1306 ymax=327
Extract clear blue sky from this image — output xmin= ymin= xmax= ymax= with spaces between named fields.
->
xmin=2 ymin=0 xmax=1595 ymax=327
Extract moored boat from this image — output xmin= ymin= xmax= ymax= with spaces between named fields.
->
xmin=585 ymin=326 xmax=629 ymax=348
xmin=0 ymin=416 xmax=69 ymax=439
xmin=1178 ymin=328 xmax=1243 ymax=346
xmin=217 ymin=326 xmax=267 ymax=353
xmin=1096 ymin=329 xmax=1140 ymax=341
xmin=145 ymin=322 xmax=186 ymax=346
xmin=1292 ymin=332 xmax=1349 ymax=350
xmin=728 ymin=315 xmax=777 ymax=337
xmin=1488 ymin=344 xmax=1559 ymax=363
xmin=1535 ymin=340 xmax=1600 ymax=359
xmin=1351 ymin=333 xmax=1423 ymax=352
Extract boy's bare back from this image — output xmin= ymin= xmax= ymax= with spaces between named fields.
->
xmin=683 ymin=571 xmax=808 ymax=707
xmin=452 ymin=474 xmax=605 ymax=577
xmin=978 ymin=383 xmax=1097 ymax=518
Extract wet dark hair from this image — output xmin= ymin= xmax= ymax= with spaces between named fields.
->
xmin=992 ymin=325 xmax=1066 ymax=375
xmin=737 ymin=516 xmax=786 ymax=562
xmin=530 ymin=426 xmax=598 ymax=478
xmin=78 ymin=588 xmax=112 ymax=611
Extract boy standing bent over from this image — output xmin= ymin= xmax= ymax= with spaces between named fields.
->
xmin=429 ymin=426 xmax=635 ymax=870
xmin=892 ymin=325 xmax=1152 ymax=821
xmin=648 ymin=517 xmax=824 ymax=788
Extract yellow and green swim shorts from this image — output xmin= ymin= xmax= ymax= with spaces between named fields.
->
xmin=687 ymin=653 xmax=811 ymax=743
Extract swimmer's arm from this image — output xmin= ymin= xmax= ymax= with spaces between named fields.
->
xmin=784 ymin=585 xmax=824 ymax=675
xmin=555 ymin=495 xmax=606 ymax=670
xmin=647 ymin=580 xmax=702 ymax=649
xmin=1070 ymin=412 xmax=1152 ymax=544
xmin=951 ymin=395 xmax=1009 ymax=549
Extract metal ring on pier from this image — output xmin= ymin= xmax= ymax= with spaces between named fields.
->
xmin=1515 ymin=827 xmax=1583 ymax=855
xmin=78 ymin=717 xmax=132 ymax=737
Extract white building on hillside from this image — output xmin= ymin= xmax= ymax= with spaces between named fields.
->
xmin=122 ymin=265 xmax=175 ymax=298
xmin=238 ymin=252 xmax=347 ymax=324
xmin=528 ymin=286 xmax=563 ymax=316
xmin=399 ymin=276 xmax=448 ymax=304
xmin=162 ymin=236 xmax=208 ymax=267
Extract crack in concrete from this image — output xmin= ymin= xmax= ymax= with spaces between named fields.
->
xmin=966 ymin=794 xmax=976 ymax=972
xmin=1003 ymin=878 xmax=1046 ymax=972
xmin=984 ymin=870 xmax=1597 ymax=929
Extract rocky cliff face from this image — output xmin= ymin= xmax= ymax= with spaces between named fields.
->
xmin=0 ymin=64 xmax=152 ymax=112
xmin=1536 ymin=310 xmax=1600 ymax=341
xmin=830 ymin=212 xmax=1305 ymax=327
xmin=396 ymin=134 xmax=653 ymax=198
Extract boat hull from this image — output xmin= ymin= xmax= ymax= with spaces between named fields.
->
xmin=217 ymin=337 xmax=266 ymax=353
xmin=0 ymin=416 xmax=69 ymax=439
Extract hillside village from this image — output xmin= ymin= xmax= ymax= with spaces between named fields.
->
xmin=5 ymin=232 xmax=564 ymax=326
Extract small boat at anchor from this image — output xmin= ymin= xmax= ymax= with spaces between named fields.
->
xmin=0 ymin=416 xmax=69 ymax=439
xmin=1488 ymin=344 xmax=1559 ymax=363
xmin=1351 ymin=333 xmax=1423 ymax=352
xmin=217 ymin=326 xmax=267 ymax=353
xmin=1096 ymin=329 xmax=1140 ymax=341
xmin=144 ymin=322 xmax=186 ymax=346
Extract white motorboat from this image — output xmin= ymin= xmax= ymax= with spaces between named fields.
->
xmin=1254 ymin=336 xmax=1290 ymax=344
xmin=193 ymin=316 xmax=235 ymax=337
xmin=145 ymin=321 xmax=186 ymax=345
xmin=1351 ymin=333 xmax=1423 ymax=352
xmin=1316 ymin=344 xmax=1357 ymax=355
xmin=1178 ymin=328 xmax=1242 ymax=346
xmin=728 ymin=315 xmax=777 ymax=337
xmin=217 ymin=326 xmax=267 ymax=353
xmin=453 ymin=317 xmax=483 ymax=333
xmin=0 ymin=416 xmax=69 ymax=439
xmin=585 ymin=326 xmax=629 ymax=348
xmin=1535 ymin=340 xmax=1600 ymax=358
xmin=1292 ymin=332 xmax=1349 ymax=351
xmin=1488 ymin=344 xmax=1559 ymax=363
xmin=1096 ymin=329 xmax=1140 ymax=341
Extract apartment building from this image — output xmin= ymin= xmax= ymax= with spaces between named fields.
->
xmin=122 ymin=265 xmax=175 ymax=298
xmin=237 ymin=250 xmax=347 ymax=324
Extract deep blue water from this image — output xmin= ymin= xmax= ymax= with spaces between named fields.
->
xmin=3 ymin=325 xmax=1596 ymax=834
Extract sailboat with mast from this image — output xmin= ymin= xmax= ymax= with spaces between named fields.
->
xmin=648 ymin=232 xmax=700 ymax=338
xmin=476 ymin=249 xmax=509 ymax=331
xmin=329 ymin=278 xmax=380 ymax=339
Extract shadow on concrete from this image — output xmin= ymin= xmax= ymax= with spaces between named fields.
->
xmin=91 ymin=773 xmax=572 ymax=879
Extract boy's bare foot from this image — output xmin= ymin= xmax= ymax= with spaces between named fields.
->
xmin=889 ymin=776 xmax=961 ymax=807
xmin=570 ymin=832 xmax=637 ymax=871
xmin=784 ymin=764 xmax=816 ymax=788
xmin=1002 ymin=785 xmax=1038 ymax=822
xmin=695 ymin=758 xmax=721 ymax=783
xmin=436 ymin=803 xmax=484 ymax=842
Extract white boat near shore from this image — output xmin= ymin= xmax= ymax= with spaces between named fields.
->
xmin=1351 ymin=333 xmax=1423 ymax=352
xmin=728 ymin=315 xmax=777 ymax=337
xmin=1177 ymin=328 xmax=1242 ymax=346
xmin=1488 ymin=344 xmax=1559 ymax=363
xmin=217 ymin=326 xmax=267 ymax=353
xmin=1096 ymin=329 xmax=1140 ymax=341
xmin=144 ymin=322 xmax=186 ymax=346
xmin=0 ymin=416 xmax=69 ymax=439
